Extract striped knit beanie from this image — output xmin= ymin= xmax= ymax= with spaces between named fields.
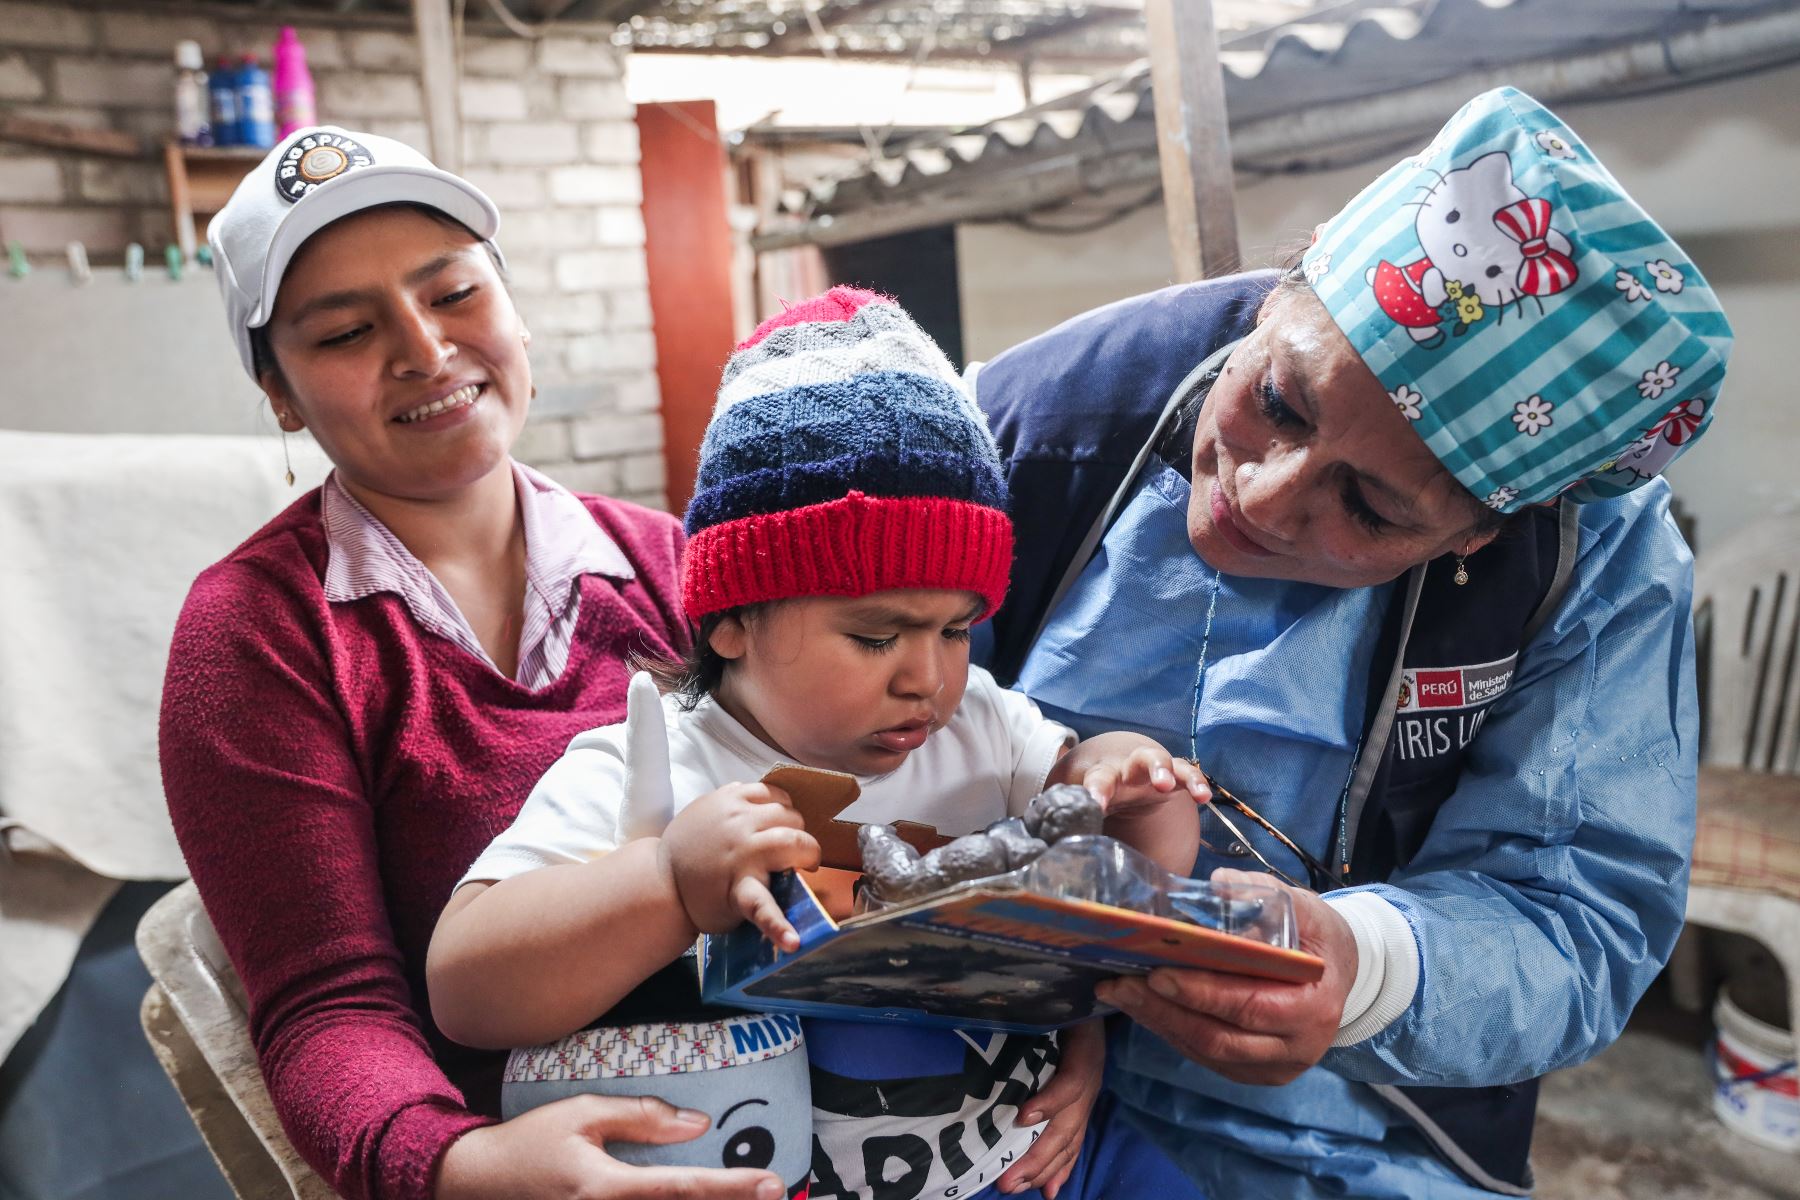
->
xmin=681 ymin=287 xmax=1012 ymax=621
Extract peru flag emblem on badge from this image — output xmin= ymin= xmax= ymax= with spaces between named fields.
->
xmin=1397 ymin=655 xmax=1517 ymax=713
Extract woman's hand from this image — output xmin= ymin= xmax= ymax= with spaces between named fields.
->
xmin=1096 ymin=870 xmax=1357 ymax=1086
xmin=436 ymin=1095 xmax=786 ymax=1200
xmin=995 ymin=1021 xmax=1104 ymax=1198
xmin=660 ymin=782 xmax=821 ymax=950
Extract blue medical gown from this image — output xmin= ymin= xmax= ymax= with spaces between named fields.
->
xmin=1015 ymin=462 xmax=1698 ymax=1197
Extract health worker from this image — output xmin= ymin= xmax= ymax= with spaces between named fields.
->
xmin=973 ymin=87 xmax=1730 ymax=1198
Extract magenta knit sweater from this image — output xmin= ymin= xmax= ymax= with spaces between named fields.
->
xmin=159 ymin=490 xmax=688 ymax=1200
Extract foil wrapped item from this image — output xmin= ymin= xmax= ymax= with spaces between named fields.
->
xmin=857 ymin=785 xmax=1104 ymax=906
xmin=1023 ymin=784 xmax=1105 ymax=844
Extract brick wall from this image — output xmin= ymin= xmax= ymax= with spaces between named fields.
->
xmin=0 ymin=2 xmax=667 ymax=509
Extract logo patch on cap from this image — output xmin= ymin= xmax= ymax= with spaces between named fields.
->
xmin=275 ymin=133 xmax=374 ymax=203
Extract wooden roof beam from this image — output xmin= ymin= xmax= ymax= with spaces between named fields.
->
xmin=1145 ymin=0 xmax=1239 ymax=280
xmin=412 ymin=0 xmax=462 ymax=171
xmin=607 ymin=0 xmax=674 ymax=20
xmin=551 ymin=0 xmax=665 ymax=22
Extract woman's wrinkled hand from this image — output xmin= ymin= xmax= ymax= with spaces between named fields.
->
xmin=435 ymin=1094 xmax=787 ymax=1200
xmin=1096 ymin=869 xmax=1357 ymax=1086
xmin=995 ymin=1021 xmax=1104 ymax=1197
xmin=660 ymin=781 xmax=821 ymax=950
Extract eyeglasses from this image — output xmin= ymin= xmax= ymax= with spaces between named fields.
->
xmin=1193 ymin=770 xmax=1342 ymax=894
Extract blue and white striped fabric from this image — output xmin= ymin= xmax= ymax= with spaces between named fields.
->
xmin=1303 ymin=87 xmax=1732 ymax=511
xmin=679 ymin=287 xmax=1015 ymax=619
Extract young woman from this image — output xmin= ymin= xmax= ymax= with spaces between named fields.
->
xmin=160 ymin=126 xmax=766 ymax=1200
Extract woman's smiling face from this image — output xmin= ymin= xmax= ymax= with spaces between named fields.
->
xmin=1187 ymin=284 xmax=1498 ymax=589
xmin=259 ymin=205 xmax=531 ymax=503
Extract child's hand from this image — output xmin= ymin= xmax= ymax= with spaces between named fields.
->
xmin=1051 ymin=731 xmax=1210 ymax=818
xmin=996 ymin=1021 xmax=1105 ymax=1198
xmin=661 ymin=782 xmax=821 ymax=950
xmin=1049 ymin=733 xmax=1206 ymax=875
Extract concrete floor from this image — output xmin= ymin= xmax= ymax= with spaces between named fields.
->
xmin=1533 ymin=987 xmax=1799 ymax=1200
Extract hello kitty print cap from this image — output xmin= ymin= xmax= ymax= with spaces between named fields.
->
xmin=1302 ymin=87 xmax=1731 ymax=511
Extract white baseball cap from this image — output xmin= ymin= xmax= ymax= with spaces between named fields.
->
xmin=208 ymin=125 xmax=502 ymax=380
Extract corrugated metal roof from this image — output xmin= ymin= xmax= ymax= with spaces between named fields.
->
xmin=623 ymin=0 xmax=1154 ymax=62
xmin=136 ymin=0 xmax=1308 ymax=65
xmin=795 ymin=0 xmax=1798 ymax=218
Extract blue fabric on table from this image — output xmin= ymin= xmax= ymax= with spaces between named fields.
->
xmin=0 ymin=883 xmax=232 ymax=1200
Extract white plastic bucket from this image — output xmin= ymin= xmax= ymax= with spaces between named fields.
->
xmin=1712 ymin=986 xmax=1800 ymax=1151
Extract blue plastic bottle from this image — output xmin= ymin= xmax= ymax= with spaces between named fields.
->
xmin=207 ymin=55 xmax=239 ymax=146
xmin=236 ymin=54 xmax=276 ymax=149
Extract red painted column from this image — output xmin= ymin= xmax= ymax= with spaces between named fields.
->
xmin=636 ymin=100 xmax=737 ymax=516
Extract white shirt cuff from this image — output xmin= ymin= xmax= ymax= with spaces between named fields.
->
xmin=1326 ymin=890 xmax=1420 ymax=1047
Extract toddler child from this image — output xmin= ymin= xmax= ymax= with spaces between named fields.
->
xmin=428 ymin=289 xmax=1205 ymax=1200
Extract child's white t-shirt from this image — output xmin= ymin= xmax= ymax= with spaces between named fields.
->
xmin=464 ymin=665 xmax=1075 ymax=881
xmin=461 ymin=664 xmax=1078 ymax=1198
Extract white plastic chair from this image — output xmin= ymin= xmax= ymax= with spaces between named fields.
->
xmin=1682 ymin=514 xmax=1800 ymax=1065
xmin=136 ymin=881 xmax=337 ymax=1199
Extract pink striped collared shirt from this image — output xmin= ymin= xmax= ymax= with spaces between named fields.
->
xmin=321 ymin=461 xmax=636 ymax=691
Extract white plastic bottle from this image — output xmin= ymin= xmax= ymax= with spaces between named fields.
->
xmin=173 ymin=40 xmax=212 ymax=147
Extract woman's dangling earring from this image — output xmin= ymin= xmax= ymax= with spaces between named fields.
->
xmin=279 ymin=411 xmax=296 ymax=487
xmin=1454 ymin=555 xmax=1470 ymax=586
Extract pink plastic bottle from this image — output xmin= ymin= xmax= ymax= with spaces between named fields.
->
xmin=272 ymin=26 xmax=316 ymax=138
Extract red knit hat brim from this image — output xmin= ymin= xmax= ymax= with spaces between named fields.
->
xmin=680 ymin=491 xmax=1013 ymax=621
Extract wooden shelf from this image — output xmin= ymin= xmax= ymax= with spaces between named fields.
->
xmin=163 ymin=141 xmax=261 ymax=262
xmin=179 ymin=145 xmax=271 ymax=163
xmin=0 ymin=113 xmax=142 ymax=157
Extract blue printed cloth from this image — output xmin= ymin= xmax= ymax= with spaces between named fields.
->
xmin=1303 ymin=87 xmax=1732 ymax=511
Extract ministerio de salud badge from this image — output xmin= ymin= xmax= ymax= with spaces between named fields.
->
xmin=274 ymin=132 xmax=373 ymax=203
